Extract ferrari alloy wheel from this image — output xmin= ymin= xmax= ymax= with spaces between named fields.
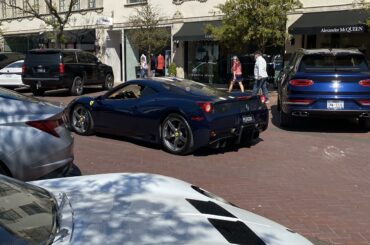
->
xmin=162 ymin=114 xmax=193 ymax=155
xmin=70 ymin=76 xmax=84 ymax=96
xmin=103 ymin=73 xmax=114 ymax=90
xmin=71 ymin=105 xmax=94 ymax=135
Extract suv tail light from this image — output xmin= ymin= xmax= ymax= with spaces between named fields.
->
xmin=289 ymin=79 xmax=314 ymax=87
xmin=358 ymin=100 xmax=370 ymax=106
xmin=359 ymin=80 xmax=370 ymax=87
xmin=26 ymin=119 xmax=61 ymax=138
xmin=197 ymin=102 xmax=213 ymax=113
xmin=59 ymin=63 xmax=65 ymax=75
xmin=22 ymin=64 xmax=26 ymax=75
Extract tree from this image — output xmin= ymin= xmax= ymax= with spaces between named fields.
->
xmin=1 ymin=0 xmax=79 ymax=48
xmin=127 ymin=3 xmax=170 ymax=75
xmin=207 ymin=0 xmax=302 ymax=53
xmin=353 ymin=0 xmax=370 ymax=26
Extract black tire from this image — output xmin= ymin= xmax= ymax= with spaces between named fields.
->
xmin=70 ymin=76 xmax=84 ymax=96
xmin=0 ymin=162 xmax=11 ymax=177
xmin=70 ymin=104 xmax=94 ymax=135
xmin=161 ymin=114 xmax=194 ymax=155
xmin=359 ymin=117 xmax=370 ymax=130
xmin=279 ymin=110 xmax=292 ymax=127
xmin=31 ymin=86 xmax=45 ymax=96
xmin=102 ymin=73 xmax=114 ymax=90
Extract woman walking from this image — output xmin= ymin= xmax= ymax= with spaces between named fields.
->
xmin=228 ymin=56 xmax=244 ymax=92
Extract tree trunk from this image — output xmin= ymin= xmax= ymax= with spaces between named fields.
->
xmin=55 ymin=28 xmax=64 ymax=49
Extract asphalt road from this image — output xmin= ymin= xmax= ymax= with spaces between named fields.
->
xmin=20 ymin=86 xmax=370 ymax=245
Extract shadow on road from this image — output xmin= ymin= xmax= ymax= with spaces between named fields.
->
xmin=93 ymin=132 xmax=264 ymax=157
xmin=270 ymin=105 xmax=369 ymax=133
xmin=16 ymin=86 xmax=104 ymax=97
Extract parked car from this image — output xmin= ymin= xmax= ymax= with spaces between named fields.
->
xmin=22 ymin=49 xmax=114 ymax=96
xmin=0 ymin=52 xmax=25 ymax=69
xmin=0 ymin=88 xmax=74 ymax=181
xmin=0 ymin=173 xmax=314 ymax=245
xmin=67 ymin=77 xmax=269 ymax=155
xmin=0 ymin=60 xmax=25 ymax=88
xmin=277 ymin=48 xmax=370 ymax=129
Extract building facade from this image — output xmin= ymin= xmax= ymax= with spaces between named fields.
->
xmin=286 ymin=0 xmax=370 ymax=59
xmin=1 ymin=0 xmax=369 ymax=83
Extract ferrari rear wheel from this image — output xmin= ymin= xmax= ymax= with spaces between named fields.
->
xmin=161 ymin=114 xmax=193 ymax=155
xmin=71 ymin=104 xmax=94 ymax=135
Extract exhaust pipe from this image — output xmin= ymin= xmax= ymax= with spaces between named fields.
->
xmin=360 ymin=113 xmax=370 ymax=118
xmin=292 ymin=111 xmax=309 ymax=117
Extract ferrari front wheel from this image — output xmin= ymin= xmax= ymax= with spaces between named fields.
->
xmin=161 ymin=114 xmax=193 ymax=155
xmin=71 ymin=104 xmax=94 ymax=135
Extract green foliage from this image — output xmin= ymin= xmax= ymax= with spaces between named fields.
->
xmin=207 ymin=0 xmax=302 ymax=52
xmin=168 ymin=62 xmax=177 ymax=76
xmin=127 ymin=3 xmax=170 ymax=69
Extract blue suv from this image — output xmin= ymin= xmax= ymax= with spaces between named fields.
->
xmin=277 ymin=49 xmax=370 ymax=129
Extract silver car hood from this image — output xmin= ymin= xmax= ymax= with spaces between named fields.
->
xmin=0 ymin=95 xmax=64 ymax=123
xmin=32 ymin=173 xmax=313 ymax=245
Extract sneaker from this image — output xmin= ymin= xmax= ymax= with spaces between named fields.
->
xmin=265 ymin=99 xmax=270 ymax=104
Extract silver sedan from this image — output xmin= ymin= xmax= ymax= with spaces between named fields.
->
xmin=0 ymin=88 xmax=74 ymax=180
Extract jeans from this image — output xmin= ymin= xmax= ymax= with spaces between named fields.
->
xmin=140 ymin=69 xmax=147 ymax=78
xmin=252 ymin=78 xmax=269 ymax=100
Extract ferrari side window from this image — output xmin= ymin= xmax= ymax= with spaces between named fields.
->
xmin=108 ymin=84 xmax=143 ymax=100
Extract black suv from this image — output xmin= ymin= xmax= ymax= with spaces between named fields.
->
xmin=22 ymin=49 xmax=114 ymax=96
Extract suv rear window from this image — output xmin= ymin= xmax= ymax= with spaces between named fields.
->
xmin=26 ymin=51 xmax=61 ymax=65
xmin=299 ymin=54 xmax=370 ymax=72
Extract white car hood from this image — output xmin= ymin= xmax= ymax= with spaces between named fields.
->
xmin=32 ymin=173 xmax=312 ymax=245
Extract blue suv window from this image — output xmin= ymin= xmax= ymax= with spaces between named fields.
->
xmin=299 ymin=54 xmax=370 ymax=72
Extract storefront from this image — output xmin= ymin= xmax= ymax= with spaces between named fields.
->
xmin=287 ymin=9 xmax=370 ymax=59
xmin=173 ymin=20 xmax=229 ymax=84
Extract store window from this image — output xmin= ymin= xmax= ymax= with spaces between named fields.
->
xmin=88 ymin=0 xmax=96 ymax=8
xmin=187 ymin=42 xmax=220 ymax=84
xmin=127 ymin=0 xmax=147 ymax=4
xmin=72 ymin=0 xmax=80 ymax=10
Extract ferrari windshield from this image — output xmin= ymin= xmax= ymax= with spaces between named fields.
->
xmin=0 ymin=176 xmax=57 ymax=245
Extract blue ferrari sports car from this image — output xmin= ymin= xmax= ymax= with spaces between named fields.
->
xmin=277 ymin=49 xmax=370 ymax=129
xmin=67 ymin=77 xmax=269 ymax=155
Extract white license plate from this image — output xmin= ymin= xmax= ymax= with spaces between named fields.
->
xmin=242 ymin=115 xmax=254 ymax=124
xmin=37 ymin=68 xmax=45 ymax=73
xmin=327 ymin=100 xmax=344 ymax=110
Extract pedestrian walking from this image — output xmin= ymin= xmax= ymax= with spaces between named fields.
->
xmin=228 ymin=56 xmax=245 ymax=93
xmin=140 ymin=54 xmax=148 ymax=78
xmin=252 ymin=51 xmax=269 ymax=103
xmin=150 ymin=54 xmax=156 ymax=77
xmin=157 ymin=54 xmax=164 ymax=77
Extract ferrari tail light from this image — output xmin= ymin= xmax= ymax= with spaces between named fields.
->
xmin=197 ymin=102 xmax=213 ymax=113
xmin=59 ymin=63 xmax=65 ymax=75
xmin=286 ymin=99 xmax=314 ymax=105
xmin=26 ymin=119 xmax=61 ymax=138
xmin=289 ymin=79 xmax=314 ymax=87
xmin=358 ymin=99 xmax=370 ymax=106
xmin=359 ymin=80 xmax=370 ymax=87
xmin=22 ymin=64 xmax=26 ymax=75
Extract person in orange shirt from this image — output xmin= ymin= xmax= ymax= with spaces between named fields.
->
xmin=228 ymin=56 xmax=245 ymax=92
xmin=156 ymin=54 xmax=165 ymax=76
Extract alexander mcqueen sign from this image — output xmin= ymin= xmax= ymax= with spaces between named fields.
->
xmin=320 ymin=25 xmax=366 ymax=33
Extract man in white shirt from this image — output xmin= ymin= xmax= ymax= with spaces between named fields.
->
xmin=252 ymin=51 xmax=269 ymax=103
